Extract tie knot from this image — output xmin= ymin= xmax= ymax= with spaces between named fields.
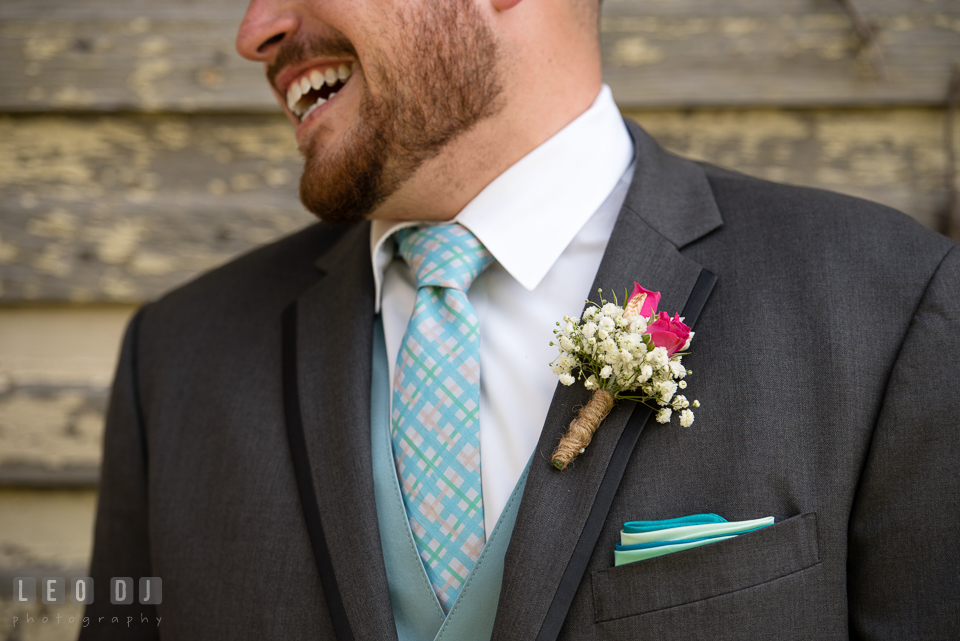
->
xmin=396 ymin=223 xmax=493 ymax=290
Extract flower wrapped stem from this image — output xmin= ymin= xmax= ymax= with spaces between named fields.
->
xmin=551 ymin=389 xmax=615 ymax=470
xmin=547 ymin=283 xmax=700 ymax=471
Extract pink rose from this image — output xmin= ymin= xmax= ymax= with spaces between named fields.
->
xmin=623 ymin=282 xmax=661 ymax=319
xmin=646 ymin=312 xmax=691 ymax=355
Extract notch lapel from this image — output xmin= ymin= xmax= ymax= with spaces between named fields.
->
xmin=492 ymin=122 xmax=722 ymax=640
xmin=283 ymin=222 xmax=398 ymax=641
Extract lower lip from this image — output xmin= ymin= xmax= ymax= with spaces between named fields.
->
xmin=294 ymin=76 xmax=353 ymax=138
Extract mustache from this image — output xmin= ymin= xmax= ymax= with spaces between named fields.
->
xmin=266 ymin=31 xmax=358 ymax=91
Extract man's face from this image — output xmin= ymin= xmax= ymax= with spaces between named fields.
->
xmin=238 ymin=0 xmax=505 ymax=224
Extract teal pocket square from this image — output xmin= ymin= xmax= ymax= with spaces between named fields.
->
xmin=614 ymin=514 xmax=774 ymax=566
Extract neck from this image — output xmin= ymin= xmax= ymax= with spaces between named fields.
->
xmin=368 ymin=2 xmax=603 ymax=222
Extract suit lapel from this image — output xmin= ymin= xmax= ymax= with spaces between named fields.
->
xmin=284 ymin=222 xmax=398 ymax=641
xmin=492 ymin=122 xmax=722 ymax=640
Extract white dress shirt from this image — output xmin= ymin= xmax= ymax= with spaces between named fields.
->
xmin=370 ymin=85 xmax=634 ymax=537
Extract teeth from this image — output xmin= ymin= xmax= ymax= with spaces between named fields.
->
xmin=300 ymin=96 xmax=326 ymax=121
xmin=286 ymin=83 xmax=302 ymax=112
xmin=286 ymin=63 xmax=354 ymax=117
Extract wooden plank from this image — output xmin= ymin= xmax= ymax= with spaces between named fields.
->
xmin=0 ymin=385 xmax=107 ymax=479
xmin=627 ymin=107 xmax=957 ymax=231
xmin=0 ymin=306 xmax=132 ymax=486
xmin=0 ymin=487 xmax=97 ymax=570
xmin=603 ymin=2 xmax=960 ymax=107
xmin=0 ymin=306 xmax=136 ymax=387
xmin=0 ymin=113 xmax=315 ymax=302
xmin=0 ymin=109 xmax=955 ymax=303
xmin=0 ymin=0 xmax=958 ymax=111
xmin=0 ymin=463 xmax=99 ymax=488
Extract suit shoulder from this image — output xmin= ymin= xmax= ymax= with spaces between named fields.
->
xmin=691 ymin=162 xmax=956 ymax=331
xmin=698 ymin=161 xmax=955 ymax=261
xmin=137 ymin=221 xmax=359 ymax=337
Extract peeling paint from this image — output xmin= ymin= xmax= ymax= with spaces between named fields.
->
xmin=129 ymin=252 xmax=177 ymax=276
xmin=25 ymin=208 xmax=79 ymax=240
xmin=95 ymin=219 xmax=144 ymax=264
xmin=138 ymin=35 xmax=169 ymax=57
xmin=0 ymin=234 xmax=19 ymax=264
xmin=23 ymin=35 xmax=69 ymax=61
xmin=33 ymin=244 xmax=72 ymax=277
xmin=127 ymin=58 xmax=174 ymax=108
xmin=610 ymin=37 xmax=665 ymax=66
xmin=0 ymin=109 xmax=953 ymax=303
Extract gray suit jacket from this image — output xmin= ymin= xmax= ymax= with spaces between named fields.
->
xmin=82 ymin=122 xmax=960 ymax=640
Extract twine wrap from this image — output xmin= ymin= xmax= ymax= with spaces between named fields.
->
xmin=551 ymin=389 xmax=615 ymax=470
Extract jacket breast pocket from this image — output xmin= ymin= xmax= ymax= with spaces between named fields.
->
xmin=591 ymin=512 xmax=821 ymax=623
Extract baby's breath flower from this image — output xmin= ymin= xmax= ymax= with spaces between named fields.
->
xmin=659 ymin=380 xmax=678 ymax=403
xmin=548 ymin=288 xmax=699 ymax=440
xmin=692 ymin=400 xmax=700 ymax=408
xmin=638 ymin=364 xmax=653 ymax=382
xmin=646 ymin=346 xmax=668 ymax=368
xmin=668 ymin=360 xmax=685 ymax=378
xmin=627 ymin=317 xmax=647 ymax=334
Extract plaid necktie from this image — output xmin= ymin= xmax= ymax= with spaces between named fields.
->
xmin=391 ymin=223 xmax=494 ymax=611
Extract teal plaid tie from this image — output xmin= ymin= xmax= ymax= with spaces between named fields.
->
xmin=391 ymin=223 xmax=494 ymax=611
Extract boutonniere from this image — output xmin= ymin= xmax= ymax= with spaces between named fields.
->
xmin=549 ymin=282 xmax=700 ymax=470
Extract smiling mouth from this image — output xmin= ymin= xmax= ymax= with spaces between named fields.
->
xmin=285 ymin=62 xmax=356 ymax=122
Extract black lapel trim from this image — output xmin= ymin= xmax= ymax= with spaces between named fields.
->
xmin=282 ymin=302 xmax=355 ymax=641
xmin=535 ymin=269 xmax=717 ymax=641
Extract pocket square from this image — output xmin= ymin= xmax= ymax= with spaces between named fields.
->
xmin=614 ymin=514 xmax=775 ymax=566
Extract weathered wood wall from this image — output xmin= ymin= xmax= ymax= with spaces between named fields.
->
xmin=2 ymin=0 xmax=959 ymax=110
xmin=1 ymin=1 xmax=957 ymax=638
xmin=1 ymin=109 xmax=955 ymax=303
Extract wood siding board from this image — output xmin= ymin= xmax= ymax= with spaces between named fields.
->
xmin=0 ymin=384 xmax=107 ymax=475
xmin=0 ymin=109 xmax=954 ymax=303
xmin=1 ymin=1 xmax=958 ymax=111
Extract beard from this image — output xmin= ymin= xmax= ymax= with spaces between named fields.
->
xmin=290 ymin=1 xmax=504 ymax=225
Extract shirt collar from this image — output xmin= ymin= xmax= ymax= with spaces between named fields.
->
xmin=370 ymin=84 xmax=634 ymax=311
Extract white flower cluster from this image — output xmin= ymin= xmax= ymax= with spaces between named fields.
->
xmin=550 ymin=299 xmax=699 ymax=427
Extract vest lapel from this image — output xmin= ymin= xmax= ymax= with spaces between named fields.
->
xmin=283 ymin=222 xmax=398 ymax=641
xmin=492 ymin=122 xmax=723 ymax=641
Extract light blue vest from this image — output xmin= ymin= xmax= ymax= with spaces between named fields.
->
xmin=371 ymin=319 xmax=530 ymax=641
